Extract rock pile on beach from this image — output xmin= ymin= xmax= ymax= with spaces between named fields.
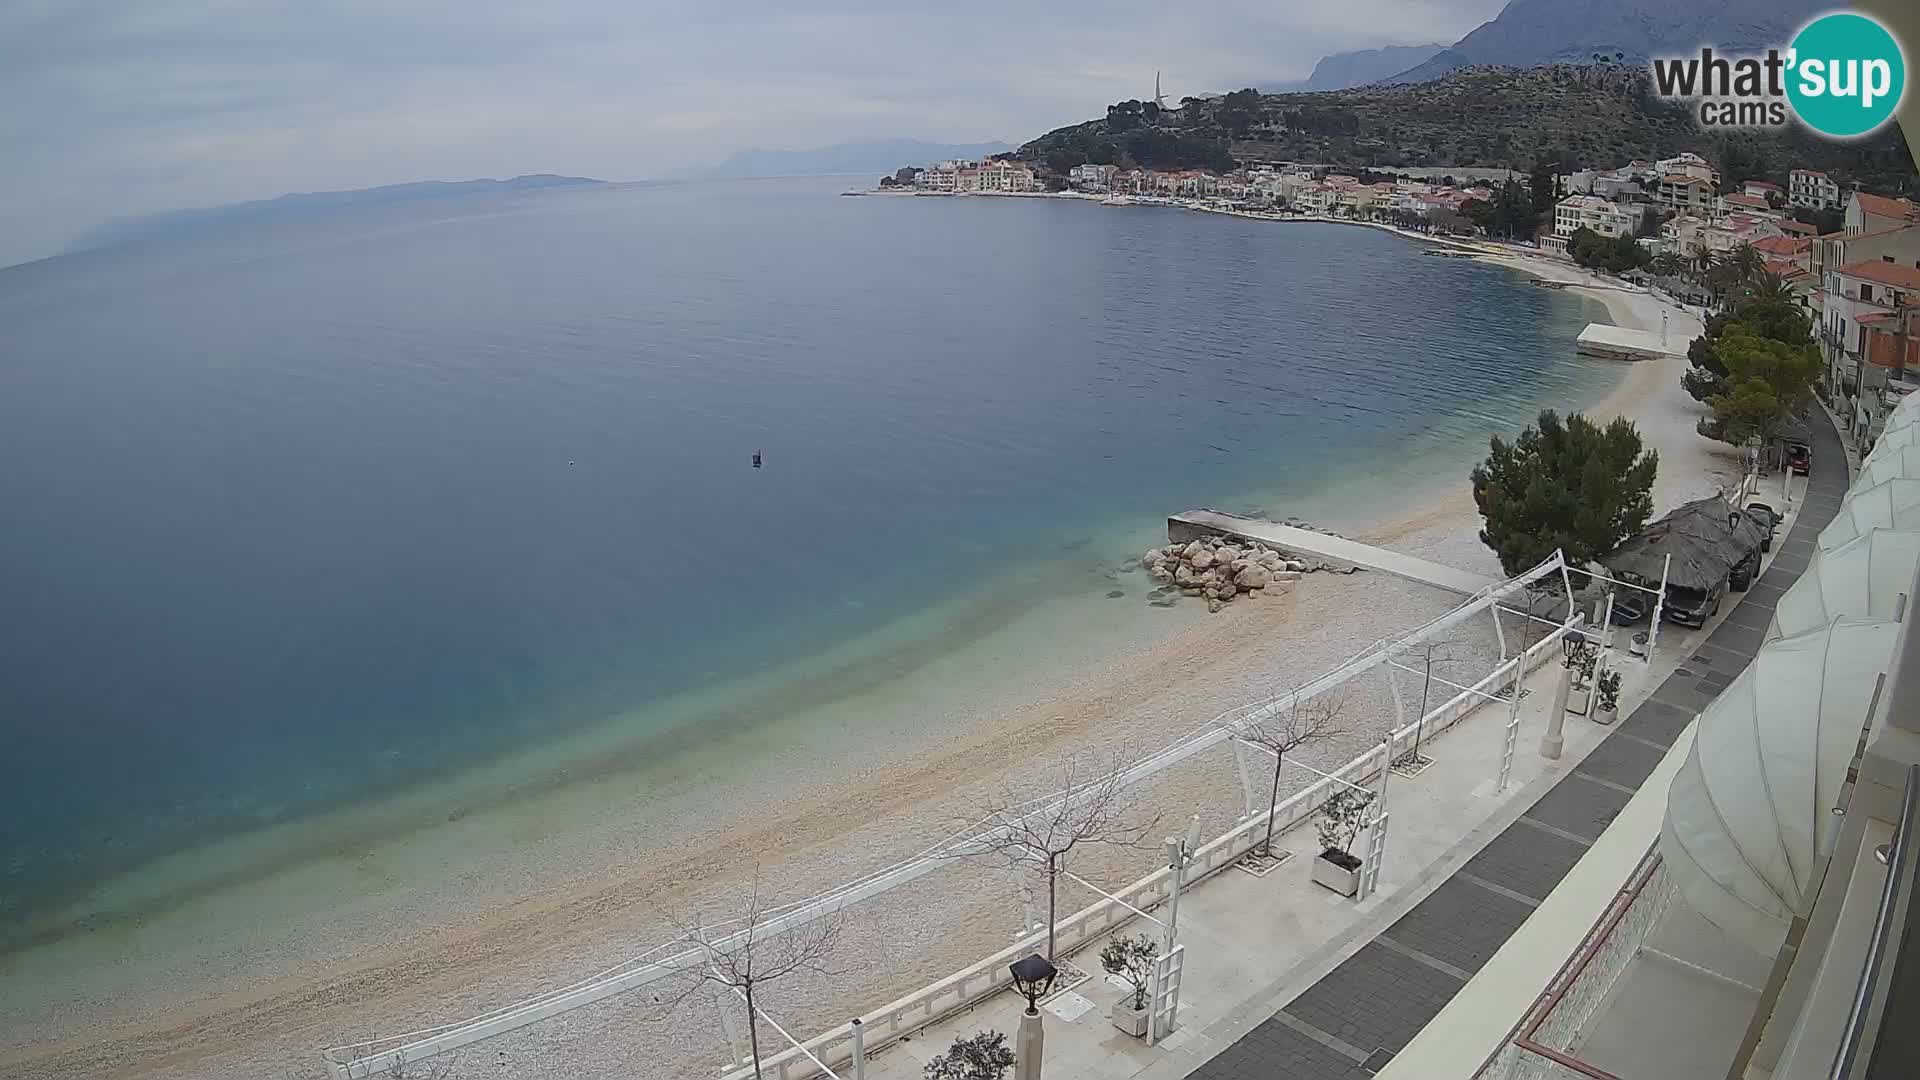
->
xmin=1141 ymin=536 xmax=1312 ymax=613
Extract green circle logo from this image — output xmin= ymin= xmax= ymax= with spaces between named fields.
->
xmin=1786 ymin=13 xmax=1906 ymax=138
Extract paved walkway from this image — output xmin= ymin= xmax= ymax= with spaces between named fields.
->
xmin=1181 ymin=415 xmax=1850 ymax=1079
xmin=1168 ymin=511 xmax=1500 ymax=596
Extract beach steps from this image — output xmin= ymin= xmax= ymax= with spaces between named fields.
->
xmin=1168 ymin=509 xmax=1499 ymax=596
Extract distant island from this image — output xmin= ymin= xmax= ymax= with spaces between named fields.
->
xmin=70 ymin=174 xmax=605 ymax=253
xmin=670 ymin=139 xmax=1014 ymax=181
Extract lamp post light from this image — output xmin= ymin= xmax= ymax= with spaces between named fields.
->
xmin=1009 ymin=953 xmax=1058 ymax=1080
xmin=1542 ymin=630 xmax=1587 ymax=760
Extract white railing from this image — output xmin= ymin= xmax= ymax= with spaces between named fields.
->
xmin=726 ymin=615 xmax=1580 ymax=1080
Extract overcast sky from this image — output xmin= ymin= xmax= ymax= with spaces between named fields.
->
xmin=0 ymin=0 xmax=1508 ymax=267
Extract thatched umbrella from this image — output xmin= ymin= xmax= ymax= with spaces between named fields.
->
xmin=1604 ymin=495 xmax=1769 ymax=591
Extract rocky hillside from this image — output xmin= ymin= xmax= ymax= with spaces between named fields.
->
xmin=1020 ymin=65 xmax=1914 ymax=194
xmin=1259 ymin=44 xmax=1447 ymax=93
xmin=1390 ymin=0 xmax=1824 ymax=83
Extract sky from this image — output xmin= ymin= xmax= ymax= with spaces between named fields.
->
xmin=0 ymin=0 xmax=1510 ymax=268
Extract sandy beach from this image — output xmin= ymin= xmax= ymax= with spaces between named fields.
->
xmin=0 ymin=221 xmax=1741 ymax=1080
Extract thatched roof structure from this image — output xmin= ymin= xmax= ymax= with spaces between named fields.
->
xmin=1603 ymin=495 xmax=1769 ymax=591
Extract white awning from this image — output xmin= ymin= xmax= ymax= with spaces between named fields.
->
xmin=1661 ymin=619 xmax=1899 ymax=954
xmin=1820 ymin=478 xmax=1920 ymax=550
xmin=1871 ymin=422 xmax=1920 ymax=456
xmin=1857 ymin=444 xmax=1920 ymax=489
xmin=1768 ymin=530 xmax=1920 ymax=639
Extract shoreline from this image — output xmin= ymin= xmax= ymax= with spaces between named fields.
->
xmin=0 ymin=206 xmax=1724 ymax=1080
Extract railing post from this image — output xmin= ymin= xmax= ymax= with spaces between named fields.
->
xmin=850 ymin=1018 xmax=865 ymax=1080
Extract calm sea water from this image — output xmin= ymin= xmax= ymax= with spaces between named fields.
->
xmin=0 ymin=178 xmax=1610 ymax=924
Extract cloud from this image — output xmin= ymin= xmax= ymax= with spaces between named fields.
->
xmin=0 ymin=0 xmax=1505 ymax=266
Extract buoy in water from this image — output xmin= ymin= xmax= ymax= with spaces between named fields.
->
xmin=751 ymin=450 xmax=762 ymax=468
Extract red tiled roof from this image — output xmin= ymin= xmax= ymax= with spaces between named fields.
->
xmin=1753 ymin=236 xmax=1809 ymax=256
xmin=1745 ymin=181 xmax=1783 ymax=191
xmin=1855 ymin=192 xmax=1915 ymax=220
xmin=1860 ymin=312 xmax=1899 ymax=326
xmin=1838 ymin=259 xmax=1920 ymax=290
xmin=1792 ymin=168 xmax=1828 ymax=178
xmin=1724 ymin=194 xmax=1771 ymax=209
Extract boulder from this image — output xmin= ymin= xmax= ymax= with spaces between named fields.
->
xmin=1235 ymin=565 xmax=1272 ymax=590
xmin=1196 ymin=569 xmax=1218 ymax=586
xmin=1182 ymin=540 xmax=1207 ymax=560
xmin=1142 ymin=549 xmax=1165 ymax=569
xmin=1272 ymin=570 xmax=1303 ymax=582
xmin=1149 ymin=564 xmax=1174 ymax=585
xmin=1174 ymin=563 xmax=1197 ymax=586
xmin=1189 ymin=547 xmax=1215 ymax=570
xmin=1258 ymin=551 xmax=1283 ymax=568
xmin=1207 ymin=597 xmax=1224 ymax=614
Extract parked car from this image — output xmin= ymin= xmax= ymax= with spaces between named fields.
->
xmin=1663 ymin=580 xmax=1725 ymax=628
xmin=1745 ymin=502 xmax=1779 ymax=552
xmin=1729 ymin=552 xmax=1759 ymax=591
xmin=1787 ymin=444 xmax=1811 ymax=476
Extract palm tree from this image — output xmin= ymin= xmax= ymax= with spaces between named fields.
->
xmin=1750 ymin=269 xmax=1793 ymax=304
xmin=1652 ymin=251 xmax=1684 ymax=279
xmin=1727 ymin=242 xmax=1764 ymax=283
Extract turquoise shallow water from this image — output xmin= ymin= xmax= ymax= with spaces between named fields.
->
xmin=0 ymin=178 xmax=1615 ymax=926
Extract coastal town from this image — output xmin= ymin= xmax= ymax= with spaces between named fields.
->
xmin=876 ymin=148 xmax=1920 ymax=468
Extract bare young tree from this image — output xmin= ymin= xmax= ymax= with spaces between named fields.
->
xmin=664 ymin=868 xmax=845 ymax=1079
xmin=950 ymin=749 xmax=1161 ymax=961
xmin=381 ymin=1051 xmax=459 ymax=1080
xmin=1396 ymin=641 xmax=1464 ymax=766
xmin=1237 ymin=691 xmax=1344 ymax=858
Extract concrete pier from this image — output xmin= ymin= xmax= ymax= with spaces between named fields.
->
xmin=1168 ymin=509 xmax=1499 ymax=596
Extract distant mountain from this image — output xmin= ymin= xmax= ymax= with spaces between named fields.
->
xmin=1387 ymin=0 xmax=1824 ymax=83
xmin=674 ymin=139 xmax=1014 ymax=180
xmin=73 ymin=175 xmax=604 ymax=252
xmin=1260 ymin=44 xmax=1448 ymax=93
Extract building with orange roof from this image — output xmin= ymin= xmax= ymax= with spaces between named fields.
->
xmin=1846 ymin=191 xmax=1916 ymax=235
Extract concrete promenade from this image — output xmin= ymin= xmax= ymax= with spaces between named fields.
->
xmin=1168 ymin=511 xmax=1499 ymax=597
xmin=848 ymin=418 xmax=1846 ymax=1080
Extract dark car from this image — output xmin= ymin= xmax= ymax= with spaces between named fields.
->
xmin=1745 ymin=502 xmax=1779 ymax=552
xmin=1663 ymin=580 xmax=1725 ymax=628
xmin=1729 ymin=552 xmax=1759 ymax=591
xmin=1787 ymin=444 xmax=1811 ymax=476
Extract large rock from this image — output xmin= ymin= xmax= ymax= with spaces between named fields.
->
xmin=1182 ymin=540 xmax=1208 ymax=560
xmin=1174 ymin=563 xmax=1197 ymax=586
xmin=1258 ymin=551 xmax=1283 ymax=568
xmin=1149 ymin=564 xmax=1174 ymax=585
xmin=1196 ymin=569 xmax=1219 ymax=586
xmin=1236 ymin=564 xmax=1272 ymax=590
xmin=1285 ymin=560 xmax=1309 ymax=573
xmin=1207 ymin=597 xmax=1224 ymax=614
xmin=1142 ymin=549 xmax=1165 ymax=569
xmin=1190 ymin=547 xmax=1215 ymax=570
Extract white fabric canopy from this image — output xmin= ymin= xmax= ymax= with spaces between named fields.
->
xmin=1661 ymin=619 xmax=1899 ymax=954
xmin=1871 ymin=422 xmax=1920 ymax=457
xmin=1768 ymin=530 xmax=1920 ymax=639
xmin=1857 ymin=444 xmax=1920 ymax=489
xmin=1820 ymin=478 xmax=1920 ymax=550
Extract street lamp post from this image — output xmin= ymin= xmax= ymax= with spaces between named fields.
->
xmin=1542 ymin=630 xmax=1587 ymax=760
xmin=1009 ymin=954 xmax=1058 ymax=1080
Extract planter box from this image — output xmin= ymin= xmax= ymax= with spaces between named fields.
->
xmin=1311 ymin=850 xmax=1361 ymax=897
xmin=1594 ymin=705 xmax=1618 ymax=726
xmin=1568 ymin=685 xmax=1592 ymax=716
xmin=1111 ymin=998 xmax=1150 ymax=1037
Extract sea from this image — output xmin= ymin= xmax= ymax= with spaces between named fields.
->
xmin=0 ymin=177 xmax=1615 ymax=937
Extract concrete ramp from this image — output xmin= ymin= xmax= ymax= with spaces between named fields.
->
xmin=1169 ymin=509 xmax=1499 ymax=596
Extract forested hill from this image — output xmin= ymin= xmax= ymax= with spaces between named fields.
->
xmin=1018 ymin=66 xmax=1914 ymax=194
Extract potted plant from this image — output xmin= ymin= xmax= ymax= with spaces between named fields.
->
xmin=1566 ymin=643 xmax=1598 ymax=715
xmin=1310 ymin=788 xmax=1376 ymax=897
xmin=1594 ymin=669 xmax=1622 ymax=725
xmin=1099 ymin=933 xmax=1159 ymax=1037
xmin=925 ymin=1030 xmax=1016 ymax=1080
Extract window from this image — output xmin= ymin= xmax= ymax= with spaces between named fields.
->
xmin=1862 ymin=284 xmax=1875 ymax=302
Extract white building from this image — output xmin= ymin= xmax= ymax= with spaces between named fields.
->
xmin=1067 ymin=164 xmax=1117 ymax=191
xmin=1655 ymin=152 xmax=1717 ymax=183
xmin=1790 ymin=168 xmax=1841 ymax=210
xmin=1551 ymin=194 xmax=1639 ymax=241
